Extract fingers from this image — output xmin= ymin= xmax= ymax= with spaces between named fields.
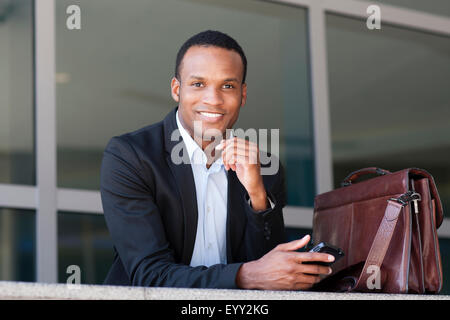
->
xmin=224 ymin=154 xmax=256 ymax=171
xmin=217 ymin=137 xmax=257 ymax=152
xmin=298 ymin=263 xmax=332 ymax=276
xmin=274 ymin=235 xmax=310 ymax=252
xmin=223 ymin=146 xmax=257 ymax=171
xmin=284 ymin=251 xmax=332 ymax=276
xmin=254 ymin=244 xmax=334 ymax=291
xmin=217 ymin=137 xmax=259 ymax=170
xmin=289 ymin=264 xmax=333 ymax=290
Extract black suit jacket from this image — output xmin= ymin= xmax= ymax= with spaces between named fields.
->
xmin=100 ymin=106 xmax=287 ymax=288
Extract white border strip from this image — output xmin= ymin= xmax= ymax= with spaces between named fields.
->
xmin=0 ymin=184 xmax=36 ymax=210
xmin=35 ymin=0 xmax=57 ymax=283
xmin=57 ymin=188 xmax=103 ymax=214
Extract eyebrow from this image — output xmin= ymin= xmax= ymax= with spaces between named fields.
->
xmin=189 ymin=76 xmax=205 ymax=80
xmin=189 ymin=75 xmax=239 ymax=82
xmin=223 ymin=78 xmax=239 ymax=82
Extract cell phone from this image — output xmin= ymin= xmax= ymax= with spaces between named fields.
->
xmin=304 ymin=242 xmax=345 ymax=266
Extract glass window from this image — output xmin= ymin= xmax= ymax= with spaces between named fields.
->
xmin=356 ymin=0 xmax=450 ymax=18
xmin=58 ymin=211 xmax=114 ymax=285
xmin=55 ymin=0 xmax=314 ymax=206
xmin=0 ymin=208 xmax=35 ymax=281
xmin=326 ymin=14 xmax=450 ymax=218
xmin=0 ymin=0 xmax=34 ymax=185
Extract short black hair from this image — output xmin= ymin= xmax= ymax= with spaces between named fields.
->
xmin=175 ymin=30 xmax=247 ymax=83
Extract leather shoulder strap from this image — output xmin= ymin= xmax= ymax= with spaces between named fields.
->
xmin=353 ymin=200 xmax=404 ymax=291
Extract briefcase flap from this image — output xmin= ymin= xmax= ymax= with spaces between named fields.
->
xmin=314 ymin=168 xmax=443 ymax=228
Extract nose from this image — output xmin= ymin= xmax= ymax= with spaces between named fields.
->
xmin=202 ymin=86 xmax=224 ymax=106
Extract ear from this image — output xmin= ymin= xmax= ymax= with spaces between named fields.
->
xmin=240 ymin=82 xmax=247 ymax=107
xmin=170 ymin=77 xmax=180 ymax=102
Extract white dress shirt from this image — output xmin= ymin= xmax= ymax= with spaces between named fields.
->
xmin=176 ymin=111 xmax=274 ymax=268
xmin=176 ymin=111 xmax=228 ymax=267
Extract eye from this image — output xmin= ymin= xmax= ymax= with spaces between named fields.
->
xmin=192 ymin=82 xmax=204 ymax=87
xmin=223 ymin=84 xmax=234 ymax=89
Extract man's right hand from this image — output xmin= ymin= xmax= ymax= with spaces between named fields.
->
xmin=235 ymin=235 xmax=334 ymax=290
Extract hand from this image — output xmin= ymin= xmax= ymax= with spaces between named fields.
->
xmin=216 ymin=137 xmax=267 ymax=210
xmin=235 ymin=235 xmax=335 ymax=290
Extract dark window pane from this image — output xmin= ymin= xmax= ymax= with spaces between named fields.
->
xmin=58 ymin=212 xmax=114 ymax=285
xmin=0 ymin=208 xmax=35 ymax=281
xmin=438 ymin=237 xmax=450 ymax=294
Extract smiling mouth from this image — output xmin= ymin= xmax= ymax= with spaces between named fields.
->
xmin=198 ymin=111 xmax=224 ymax=118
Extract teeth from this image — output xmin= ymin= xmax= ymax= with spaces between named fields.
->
xmin=200 ymin=112 xmax=222 ymax=118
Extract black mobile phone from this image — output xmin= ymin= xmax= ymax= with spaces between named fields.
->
xmin=304 ymin=242 xmax=345 ymax=266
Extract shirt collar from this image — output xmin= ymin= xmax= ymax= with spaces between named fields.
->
xmin=176 ymin=110 xmax=224 ymax=169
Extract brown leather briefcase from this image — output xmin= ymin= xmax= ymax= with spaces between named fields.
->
xmin=311 ymin=167 xmax=444 ymax=294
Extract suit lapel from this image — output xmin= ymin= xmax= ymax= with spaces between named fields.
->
xmin=226 ymin=169 xmax=247 ymax=263
xmin=163 ymin=107 xmax=198 ymax=265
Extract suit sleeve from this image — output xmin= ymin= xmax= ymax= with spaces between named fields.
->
xmin=100 ymin=136 xmax=243 ymax=288
xmin=242 ymin=160 xmax=287 ymax=261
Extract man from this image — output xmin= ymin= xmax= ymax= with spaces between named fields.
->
xmin=100 ymin=30 xmax=333 ymax=290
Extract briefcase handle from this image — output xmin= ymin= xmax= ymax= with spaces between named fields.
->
xmin=341 ymin=167 xmax=391 ymax=187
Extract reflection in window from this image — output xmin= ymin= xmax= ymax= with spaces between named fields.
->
xmin=0 ymin=0 xmax=34 ymax=185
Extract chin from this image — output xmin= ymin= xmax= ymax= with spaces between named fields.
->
xmin=202 ymin=125 xmax=225 ymax=140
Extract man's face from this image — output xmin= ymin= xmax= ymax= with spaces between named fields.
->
xmin=170 ymin=45 xmax=247 ymax=144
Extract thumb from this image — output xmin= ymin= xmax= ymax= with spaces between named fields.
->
xmin=275 ymin=234 xmax=310 ymax=252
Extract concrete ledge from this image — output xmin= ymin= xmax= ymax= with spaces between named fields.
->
xmin=0 ymin=281 xmax=449 ymax=300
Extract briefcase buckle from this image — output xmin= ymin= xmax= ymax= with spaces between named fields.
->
xmin=389 ymin=191 xmax=421 ymax=207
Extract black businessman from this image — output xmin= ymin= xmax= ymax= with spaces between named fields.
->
xmin=100 ymin=30 xmax=334 ymax=290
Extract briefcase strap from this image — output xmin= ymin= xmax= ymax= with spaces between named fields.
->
xmin=354 ymin=191 xmax=420 ymax=291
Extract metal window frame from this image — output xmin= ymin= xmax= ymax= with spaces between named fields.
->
xmin=35 ymin=0 xmax=57 ymax=283
xmin=0 ymin=0 xmax=448 ymax=283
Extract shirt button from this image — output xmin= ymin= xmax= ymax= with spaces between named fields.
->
xmin=207 ymin=206 xmax=210 ymax=213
